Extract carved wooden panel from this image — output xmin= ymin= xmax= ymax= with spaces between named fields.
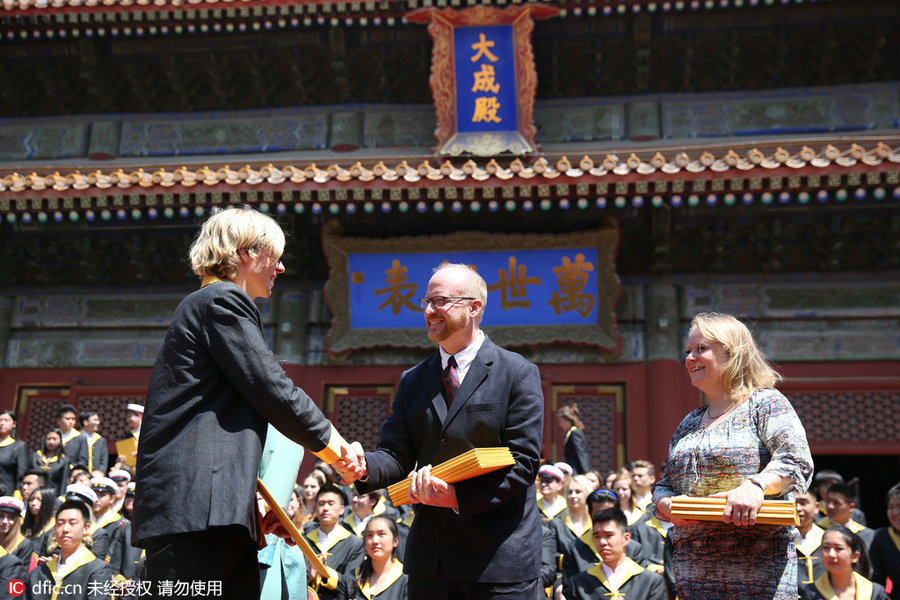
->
xmin=325 ymin=385 xmax=395 ymax=453
xmin=551 ymin=384 xmax=625 ymax=475
xmin=791 ymin=390 xmax=900 ymax=445
xmin=15 ymin=386 xmax=71 ymax=452
xmin=14 ymin=384 xmax=146 ymax=453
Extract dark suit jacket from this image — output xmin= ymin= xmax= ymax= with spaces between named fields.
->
xmin=132 ymin=282 xmax=335 ymax=547
xmin=360 ymin=335 xmax=544 ymax=583
xmin=564 ymin=428 xmax=592 ymax=475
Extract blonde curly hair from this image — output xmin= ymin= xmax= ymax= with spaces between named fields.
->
xmin=188 ymin=207 xmax=286 ymax=280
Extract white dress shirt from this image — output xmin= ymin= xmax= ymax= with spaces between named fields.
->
xmin=439 ymin=330 xmax=486 ymax=385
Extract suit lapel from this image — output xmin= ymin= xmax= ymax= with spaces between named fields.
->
xmin=443 ymin=339 xmax=493 ymax=428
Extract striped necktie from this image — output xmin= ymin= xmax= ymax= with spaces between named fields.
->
xmin=442 ymin=356 xmax=460 ymax=407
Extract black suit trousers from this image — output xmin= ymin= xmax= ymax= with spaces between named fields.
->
xmin=141 ymin=525 xmax=259 ymax=600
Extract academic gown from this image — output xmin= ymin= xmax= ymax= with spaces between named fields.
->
xmin=540 ymin=522 xmax=559 ymax=590
xmin=869 ymin=527 xmax=900 ymax=600
xmin=95 ymin=512 xmax=139 ymax=579
xmin=538 ymin=496 xmax=567 ymax=522
xmin=0 ymin=547 xmax=25 ymax=599
xmin=628 ymin=516 xmax=667 ymax=570
xmin=549 ymin=514 xmax=592 ymax=552
xmin=33 ymin=528 xmax=54 ymax=562
xmin=29 ymin=452 xmax=70 ymax=497
xmin=67 ymin=432 xmax=109 ymax=475
xmin=563 ymin=557 xmax=667 ymax=600
xmin=561 ymin=527 xmax=649 ymax=582
xmin=338 ymin=503 xmax=401 ymax=538
xmin=305 ymin=527 xmax=366 ymax=600
xmin=796 ymin=525 xmax=827 ymax=588
xmin=24 ymin=520 xmax=55 ymax=567
xmin=336 ymin=560 xmax=408 ymax=600
xmin=340 ymin=513 xmax=370 ymax=538
xmin=26 ymin=550 xmax=113 ymax=600
xmin=0 ymin=439 xmax=29 ymax=497
xmin=114 ymin=521 xmax=142 ymax=580
xmin=9 ymin=534 xmax=33 ymax=565
xmin=800 ymin=572 xmax=890 ymax=600
xmin=60 ymin=429 xmax=82 ymax=451
xmin=563 ymin=427 xmax=592 ymax=475
xmin=548 ymin=514 xmax=592 ymax=580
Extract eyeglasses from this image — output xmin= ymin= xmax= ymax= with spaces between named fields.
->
xmin=417 ymin=296 xmax=476 ymax=310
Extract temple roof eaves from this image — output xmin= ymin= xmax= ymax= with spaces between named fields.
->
xmin=1 ymin=137 xmax=897 ymax=199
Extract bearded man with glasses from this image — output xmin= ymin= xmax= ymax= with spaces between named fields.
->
xmin=349 ymin=262 xmax=545 ymax=600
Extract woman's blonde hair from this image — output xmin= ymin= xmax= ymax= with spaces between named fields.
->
xmin=689 ymin=312 xmax=782 ymax=398
xmin=565 ymin=475 xmax=595 ymax=517
xmin=565 ymin=474 xmax=596 ymax=496
xmin=188 ymin=207 xmax=286 ymax=280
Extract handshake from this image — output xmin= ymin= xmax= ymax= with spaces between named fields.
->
xmin=329 ymin=439 xmax=458 ymax=509
xmin=332 ymin=440 xmax=367 ymax=484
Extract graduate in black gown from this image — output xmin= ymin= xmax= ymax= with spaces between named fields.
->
xmin=26 ymin=500 xmax=113 ymax=600
xmin=795 ymin=489 xmax=827 ymax=589
xmin=564 ymin=508 xmax=666 ymax=600
xmin=29 ymin=430 xmax=70 ymax=497
xmin=0 ymin=497 xmax=32 ymax=564
xmin=0 ymin=411 xmax=28 ymax=498
xmin=562 ymin=490 xmax=648 ymax=582
xmin=557 ymin=404 xmax=592 ymax=476
xmin=800 ymin=526 xmax=889 ymax=600
xmin=24 ymin=486 xmax=58 ymax=562
xmin=306 ymin=486 xmax=365 ymax=600
xmin=337 ymin=516 xmax=408 ymax=600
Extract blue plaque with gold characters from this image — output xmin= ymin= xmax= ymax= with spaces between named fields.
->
xmin=406 ymin=5 xmax=559 ymax=156
xmin=453 ymin=25 xmax=517 ymax=135
xmin=323 ymin=225 xmax=620 ymax=358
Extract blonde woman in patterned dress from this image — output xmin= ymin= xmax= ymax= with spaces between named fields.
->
xmin=653 ymin=312 xmax=814 ymax=600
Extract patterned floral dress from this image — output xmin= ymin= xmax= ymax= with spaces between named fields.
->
xmin=652 ymin=388 xmax=814 ymax=600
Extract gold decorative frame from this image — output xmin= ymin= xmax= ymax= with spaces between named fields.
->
xmin=322 ymin=223 xmax=619 ymax=358
xmin=406 ymin=4 xmax=559 ymax=156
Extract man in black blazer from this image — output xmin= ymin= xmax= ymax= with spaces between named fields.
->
xmin=132 ymin=207 xmax=363 ymax=599
xmin=353 ymin=262 xmax=544 ymax=599
xmin=67 ymin=410 xmax=109 ymax=475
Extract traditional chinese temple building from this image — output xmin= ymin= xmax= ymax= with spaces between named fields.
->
xmin=0 ymin=0 xmax=898 ymax=522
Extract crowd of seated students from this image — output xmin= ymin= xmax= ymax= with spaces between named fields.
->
xmin=0 ymin=403 xmax=143 ymax=598
xmin=3 ymin=397 xmax=898 ymax=600
xmin=531 ymin=459 xmax=899 ymax=600
xmin=278 ymin=460 xmax=410 ymax=600
xmin=274 ymin=452 xmax=899 ymax=600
